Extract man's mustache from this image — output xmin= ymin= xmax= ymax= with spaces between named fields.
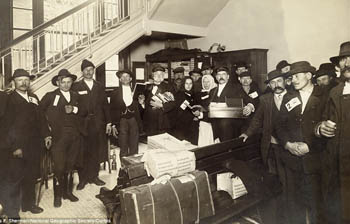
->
xmin=219 ymin=78 xmax=225 ymax=81
xmin=273 ymin=86 xmax=284 ymax=92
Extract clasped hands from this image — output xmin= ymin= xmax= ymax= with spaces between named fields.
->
xmin=285 ymin=142 xmax=309 ymax=157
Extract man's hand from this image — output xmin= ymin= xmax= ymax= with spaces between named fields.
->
xmin=192 ymin=110 xmax=200 ymax=117
xmin=285 ymin=142 xmax=305 ymax=156
xmin=150 ymin=100 xmax=163 ymax=109
xmin=13 ymin=149 xmax=23 ymax=158
xmin=243 ymin=105 xmax=253 ymax=116
xmin=45 ymin=136 xmax=52 ymax=149
xmin=112 ymin=126 xmax=118 ymax=138
xmin=239 ymin=133 xmax=248 ymax=142
xmin=106 ymin=123 xmax=112 ymax=135
xmin=319 ymin=120 xmax=336 ymax=137
xmin=295 ymin=142 xmax=309 ymax=156
xmin=65 ymin=105 xmax=73 ymax=114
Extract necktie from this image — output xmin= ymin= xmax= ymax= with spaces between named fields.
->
xmin=275 ymin=94 xmax=282 ymax=110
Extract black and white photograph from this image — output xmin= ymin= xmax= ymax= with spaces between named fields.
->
xmin=0 ymin=0 xmax=349 ymax=223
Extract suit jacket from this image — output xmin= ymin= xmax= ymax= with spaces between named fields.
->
xmin=209 ymin=82 xmax=253 ymax=106
xmin=320 ymin=82 xmax=350 ymax=219
xmin=40 ymin=89 xmax=83 ymax=139
xmin=245 ymin=90 xmax=293 ymax=164
xmin=109 ymin=86 xmax=143 ymax=131
xmin=276 ymin=85 xmax=327 ymax=173
xmin=5 ymin=91 xmax=49 ymax=161
xmin=143 ymin=82 xmax=176 ymax=135
xmin=241 ymin=81 xmax=261 ymax=109
xmin=71 ymin=79 xmax=111 ymax=131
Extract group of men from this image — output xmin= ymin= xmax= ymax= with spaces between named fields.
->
xmin=0 ymin=40 xmax=349 ymax=224
xmin=240 ymin=41 xmax=350 ymax=224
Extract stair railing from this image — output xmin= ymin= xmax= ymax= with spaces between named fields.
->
xmin=0 ymin=0 xmax=146 ymax=89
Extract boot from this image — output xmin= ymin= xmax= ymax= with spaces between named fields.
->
xmin=63 ymin=172 xmax=79 ymax=202
xmin=53 ymin=177 xmax=62 ymax=207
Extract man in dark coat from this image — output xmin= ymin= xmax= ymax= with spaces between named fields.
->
xmin=190 ymin=68 xmax=203 ymax=93
xmin=40 ymin=69 xmax=82 ymax=207
xmin=143 ymin=65 xmax=176 ymax=136
xmin=317 ymin=41 xmax=350 ymax=224
xmin=72 ymin=59 xmax=112 ymax=190
xmin=209 ymin=66 xmax=255 ymax=141
xmin=313 ymin=63 xmax=339 ymax=91
xmin=110 ymin=70 xmax=143 ymax=158
xmin=240 ymin=69 xmax=293 ymax=223
xmin=4 ymin=69 xmax=51 ymax=218
xmin=276 ymin=61 xmax=327 ymax=224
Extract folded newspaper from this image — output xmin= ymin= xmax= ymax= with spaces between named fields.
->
xmin=147 ymin=132 xmax=197 ymax=151
xmin=216 ymin=172 xmax=248 ymax=199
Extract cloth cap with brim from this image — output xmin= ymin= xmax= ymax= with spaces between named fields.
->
xmin=11 ymin=69 xmax=35 ymax=80
xmin=81 ymin=59 xmax=95 ymax=71
xmin=265 ymin=70 xmax=284 ymax=84
xmin=276 ymin=60 xmax=291 ymax=70
xmin=215 ymin=66 xmax=230 ymax=74
xmin=173 ymin=67 xmax=185 ymax=73
xmin=189 ymin=68 xmax=202 ymax=76
xmin=238 ymin=71 xmax=251 ymax=78
xmin=116 ymin=70 xmax=133 ymax=78
xmin=152 ymin=64 xmax=165 ymax=73
xmin=330 ymin=41 xmax=350 ymax=65
xmin=234 ymin=61 xmax=248 ymax=69
xmin=51 ymin=69 xmax=77 ymax=86
xmin=289 ymin=61 xmax=316 ymax=76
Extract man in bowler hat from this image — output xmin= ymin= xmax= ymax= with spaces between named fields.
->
xmin=40 ymin=69 xmax=82 ymax=207
xmin=72 ymin=59 xmax=112 ymax=190
xmin=317 ymin=41 xmax=350 ymax=224
xmin=4 ymin=69 xmax=51 ymax=218
xmin=276 ymin=61 xmax=327 ymax=224
xmin=110 ymin=70 xmax=143 ymax=158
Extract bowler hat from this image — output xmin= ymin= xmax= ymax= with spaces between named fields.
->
xmin=289 ymin=61 xmax=316 ymax=76
xmin=116 ymin=69 xmax=133 ymax=78
xmin=173 ymin=67 xmax=184 ymax=73
xmin=51 ymin=69 xmax=77 ymax=86
xmin=81 ymin=59 xmax=95 ymax=71
xmin=330 ymin=41 xmax=350 ymax=65
xmin=265 ymin=70 xmax=284 ymax=84
xmin=313 ymin=63 xmax=337 ymax=79
xmin=152 ymin=64 xmax=165 ymax=73
xmin=276 ymin=60 xmax=291 ymax=71
xmin=12 ymin=69 xmax=35 ymax=80
xmin=238 ymin=71 xmax=251 ymax=78
xmin=189 ymin=68 xmax=202 ymax=76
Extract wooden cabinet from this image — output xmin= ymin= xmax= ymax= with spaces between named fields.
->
xmin=145 ymin=48 xmax=268 ymax=90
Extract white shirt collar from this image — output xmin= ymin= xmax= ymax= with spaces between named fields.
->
xmin=84 ymin=79 xmax=94 ymax=90
xmin=217 ymin=82 xmax=227 ymax=97
xmin=343 ymin=81 xmax=350 ymax=95
xmin=274 ymin=89 xmax=287 ymax=98
xmin=122 ymin=85 xmax=133 ymax=106
xmin=60 ymin=90 xmax=71 ymax=102
xmin=299 ymin=85 xmax=314 ymax=114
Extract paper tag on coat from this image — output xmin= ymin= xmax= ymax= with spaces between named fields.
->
xmin=53 ymin=95 xmax=60 ymax=106
xmin=151 ymin=86 xmax=158 ymax=95
xmin=78 ymin=90 xmax=88 ymax=95
xmin=249 ymin=91 xmax=259 ymax=99
xmin=285 ymin=97 xmax=301 ymax=112
xmin=180 ymin=100 xmax=190 ymax=110
xmin=29 ymin=97 xmax=38 ymax=105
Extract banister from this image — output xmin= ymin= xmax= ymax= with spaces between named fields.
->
xmin=0 ymin=0 xmax=97 ymax=55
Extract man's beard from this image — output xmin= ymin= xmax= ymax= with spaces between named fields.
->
xmin=341 ymin=66 xmax=350 ymax=81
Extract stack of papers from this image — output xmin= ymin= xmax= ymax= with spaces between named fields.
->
xmin=217 ymin=172 xmax=248 ymax=199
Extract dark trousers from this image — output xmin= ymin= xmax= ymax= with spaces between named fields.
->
xmin=4 ymin=158 xmax=38 ymax=218
xmin=212 ymin=118 xmax=244 ymax=141
xmin=118 ymin=117 xmax=139 ymax=158
xmin=283 ymin=165 xmax=323 ymax=224
xmin=52 ymin=128 xmax=80 ymax=177
xmin=78 ymin=119 xmax=102 ymax=182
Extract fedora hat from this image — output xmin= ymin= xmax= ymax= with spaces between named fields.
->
xmin=11 ymin=69 xmax=35 ymax=81
xmin=265 ymin=70 xmax=284 ymax=84
xmin=51 ymin=69 xmax=77 ymax=86
xmin=313 ymin=63 xmax=337 ymax=79
xmin=276 ymin=60 xmax=291 ymax=71
xmin=289 ymin=61 xmax=316 ymax=76
xmin=330 ymin=41 xmax=350 ymax=65
xmin=116 ymin=69 xmax=133 ymax=78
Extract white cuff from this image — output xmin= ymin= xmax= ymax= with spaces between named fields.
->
xmin=73 ymin=106 xmax=78 ymax=114
xmin=247 ymin=103 xmax=255 ymax=112
xmin=198 ymin=112 xmax=204 ymax=119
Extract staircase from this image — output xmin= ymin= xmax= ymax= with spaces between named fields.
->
xmin=0 ymin=0 xmax=154 ymax=98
